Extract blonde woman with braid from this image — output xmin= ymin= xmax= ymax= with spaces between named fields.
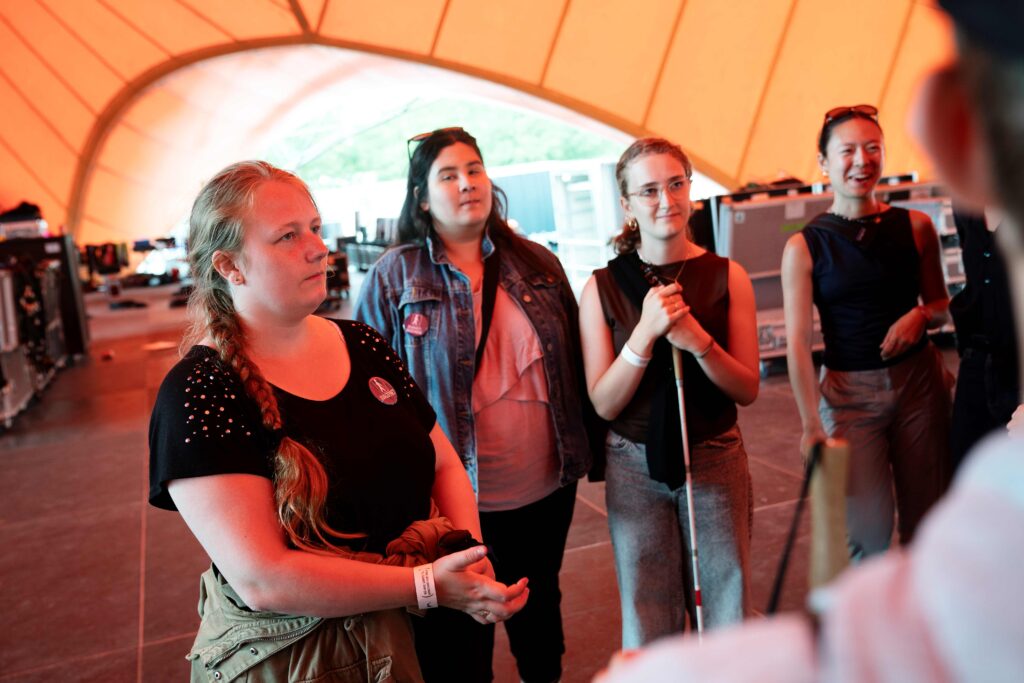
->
xmin=148 ymin=161 xmax=527 ymax=682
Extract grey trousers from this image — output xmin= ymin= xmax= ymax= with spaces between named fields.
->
xmin=819 ymin=344 xmax=953 ymax=560
xmin=605 ymin=425 xmax=752 ymax=649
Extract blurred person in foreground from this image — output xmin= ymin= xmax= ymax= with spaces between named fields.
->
xmin=596 ymin=1 xmax=1024 ymax=680
xmin=948 ymin=205 xmax=1021 ymax=469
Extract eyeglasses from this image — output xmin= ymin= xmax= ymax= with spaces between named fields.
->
xmin=407 ymin=126 xmax=465 ymax=159
xmin=627 ymin=178 xmax=690 ymax=206
xmin=823 ymin=104 xmax=878 ymax=125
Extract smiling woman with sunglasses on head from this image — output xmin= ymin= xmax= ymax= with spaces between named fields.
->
xmin=355 ymin=128 xmax=596 ymax=683
xmin=578 ymin=137 xmax=760 ymax=647
xmin=781 ymin=106 xmax=953 ymax=560
xmin=148 ymin=161 xmax=529 ymax=683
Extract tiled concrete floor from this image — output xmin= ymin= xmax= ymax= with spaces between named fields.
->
xmin=1 ymin=282 xmax=946 ymax=683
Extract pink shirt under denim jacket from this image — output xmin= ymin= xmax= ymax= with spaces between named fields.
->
xmin=354 ymin=228 xmax=598 ymax=493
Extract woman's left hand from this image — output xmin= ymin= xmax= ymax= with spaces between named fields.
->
xmin=665 ymin=294 xmax=713 ymax=356
xmin=879 ymin=309 xmax=928 ymax=360
xmin=433 ymin=547 xmax=529 ymax=624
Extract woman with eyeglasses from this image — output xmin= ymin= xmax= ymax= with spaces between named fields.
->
xmin=578 ymin=138 xmax=759 ymax=647
xmin=355 ymin=128 xmax=595 ymax=683
xmin=781 ymin=105 xmax=952 ymax=560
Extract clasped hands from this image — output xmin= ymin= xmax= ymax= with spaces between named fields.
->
xmin=636 ymin=283 xmax=712 ymax=355
xmin=433 ymin=546 xmax=529 ymax=624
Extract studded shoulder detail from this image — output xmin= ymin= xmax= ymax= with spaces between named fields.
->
xmin=180 ymin=352 xmax=257 ymax=445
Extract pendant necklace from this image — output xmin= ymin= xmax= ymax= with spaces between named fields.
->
xmin=637 ymin=246 xmax=688 ymax=287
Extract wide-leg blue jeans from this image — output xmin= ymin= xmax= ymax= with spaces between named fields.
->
xmin=605 ymin=424 xmax=752 ymax=649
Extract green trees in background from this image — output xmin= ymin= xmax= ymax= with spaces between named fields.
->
xmin=263 ymin=97 xmax=622 ymax=186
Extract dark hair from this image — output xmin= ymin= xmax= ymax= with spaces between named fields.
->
xmin=957 ymin=29 xmax=1024 ymax=225
xmin=817 ymin=110 xmax=885 ymax=156
xmin=611 ymin=137 xmax=693 ymax=254
xmin=396 ymin=128 xmax=555 ymax=274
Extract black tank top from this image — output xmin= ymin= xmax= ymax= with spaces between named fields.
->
xmin=802 ymin=207 xmax=926 ymax=371
xmin=594 ymin=251 xmax=737 ymax=444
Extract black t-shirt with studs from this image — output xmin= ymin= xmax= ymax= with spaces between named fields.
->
xmin=148 ymin=319 xmax=437 ymax=553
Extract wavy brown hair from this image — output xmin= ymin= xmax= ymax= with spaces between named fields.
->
xmin=611 ymin=137 xmax=694 ymax=254
xmin=184 ymin=160 xmax=362 ymax=553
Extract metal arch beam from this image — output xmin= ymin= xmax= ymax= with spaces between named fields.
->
xmin=287 ymin=0 xmax=312 ymax=35
xmin=66 ymin=34 xmax=739 ymax=237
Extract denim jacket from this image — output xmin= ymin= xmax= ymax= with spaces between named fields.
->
xmin=354 ymin=230 xmax=595 ymax=492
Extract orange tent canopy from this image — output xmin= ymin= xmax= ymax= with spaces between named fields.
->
xmin=0 ymin=0 xmax=953 ymax=245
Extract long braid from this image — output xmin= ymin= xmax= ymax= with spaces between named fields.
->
xmin=186 ymin=160 xmax=363 ymax=554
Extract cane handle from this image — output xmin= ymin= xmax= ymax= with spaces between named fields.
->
xmin=809 ymin=437 xmax=850 ymax=589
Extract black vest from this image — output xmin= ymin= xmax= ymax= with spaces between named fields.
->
xmin=594 ymin=251 xmax=736 ymax=488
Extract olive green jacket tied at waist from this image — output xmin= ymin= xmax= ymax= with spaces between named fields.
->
xmin=188 ymin=510 xmax=458 ymax=683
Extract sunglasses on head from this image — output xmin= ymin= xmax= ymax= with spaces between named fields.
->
xmin=823 ymin=104 xmax=878 ymax=125
xmin=406 ymin=126 xmax=465 ymax=159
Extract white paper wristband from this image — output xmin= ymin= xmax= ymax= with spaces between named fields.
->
xmin=620 ymin=343 xmax=652 ymax=368
xmin=414 ymin=563 xmax=438 ymax=609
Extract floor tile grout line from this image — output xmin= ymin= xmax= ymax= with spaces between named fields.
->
xmin=748 ymin=455 xmax=804 ymax=480
xmin=564 ymin=539 xmax=611 ymax=555
xmin=0 ymin=632 xmax=194 ymax=681
xmin=145 ymin=630 xmax=198 ymax=647
xmin=753 ymin=497 xmax=801 ymax=514
xmin=578 ymin=488 xmax=800 ymax=516
xmin=0 ymin=498 xmax=145 ymax=530
xmin=575 ymin=492 xmax=608 ymax=518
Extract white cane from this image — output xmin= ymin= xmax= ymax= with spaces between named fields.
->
xmin=641 ymin=259 xmax=706 ymax=639
xmin=672 ymin=346 xmax=704 ymax=639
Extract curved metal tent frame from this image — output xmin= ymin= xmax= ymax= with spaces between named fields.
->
xmin=0 ymin=0 xmax=953 ymax=244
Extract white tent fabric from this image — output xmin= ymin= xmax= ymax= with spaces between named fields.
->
xmin=0 ymin=0 xmax=954 ymax=245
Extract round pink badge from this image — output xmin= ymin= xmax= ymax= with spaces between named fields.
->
xmin=403 ymin=313 xmax=429 ymax=337
xmin=368 ymin=377 xmax=398 ymax=405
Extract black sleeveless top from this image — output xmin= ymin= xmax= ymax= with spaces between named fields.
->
xmin=594 ymin=251 xmax=737 ymax=447
xmin=802 ymin=207 xmax=926 ymax=371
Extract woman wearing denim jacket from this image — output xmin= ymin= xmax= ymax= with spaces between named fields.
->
xmin=355 ymin=128 xmax=594 ymax=683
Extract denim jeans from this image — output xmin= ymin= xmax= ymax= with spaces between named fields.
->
xmin=605 ymin=425 xmax=752 ymax=649
xmin=819 ymin=344 xmax=952 ymax=559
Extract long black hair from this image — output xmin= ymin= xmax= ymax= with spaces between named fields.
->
xmin=396 ymin=128 xmax=556 ymax=275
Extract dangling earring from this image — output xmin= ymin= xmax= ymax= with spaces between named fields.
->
xmin=627 ymin=216 xmax=639 ymax=231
